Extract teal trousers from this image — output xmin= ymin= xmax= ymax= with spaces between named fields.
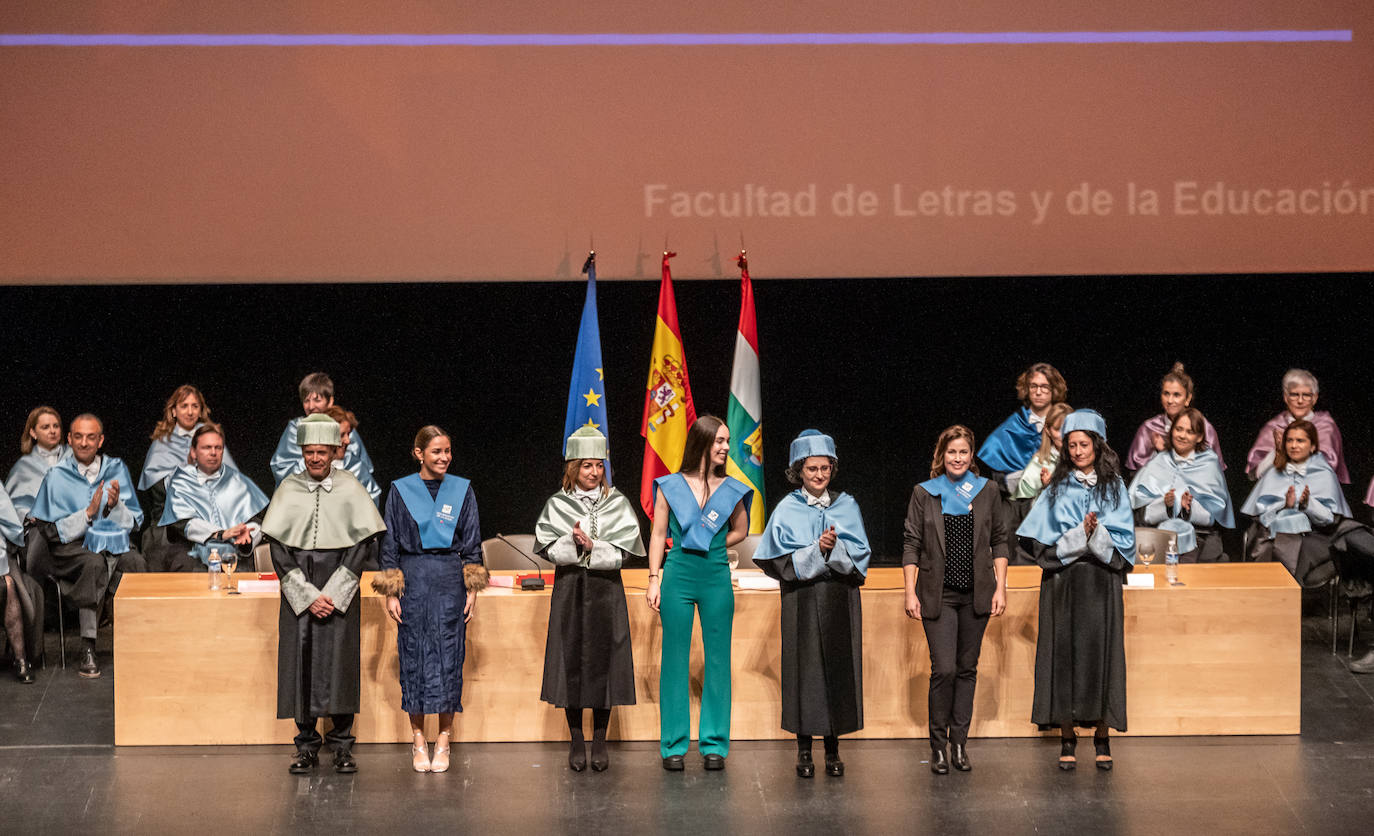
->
xmin=658 ymin=548 xmax=734 ymax=757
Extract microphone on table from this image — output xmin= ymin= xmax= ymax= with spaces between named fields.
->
xmin=495 ymin=533 xmax=546 ymax=591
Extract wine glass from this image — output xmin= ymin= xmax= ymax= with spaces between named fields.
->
xmin=222 ymin=551 xmax=240 ymax=594
xmin=1138 ymin=543 xmax=1156 ymax=568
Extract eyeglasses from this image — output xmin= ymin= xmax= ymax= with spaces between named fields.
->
xmin=1027 ymin=383 xmax=1052 ymax=392
xmin=1285 ymin=390 xmax=1315 ymax=400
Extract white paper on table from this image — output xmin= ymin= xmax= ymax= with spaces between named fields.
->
xmin=235 ymin=579 xmax=280 ymax=594
xmin=734 ymin=572 xmax=780 ymax=591
xmin=1125 ymin=573 xmax=1156 ymax=589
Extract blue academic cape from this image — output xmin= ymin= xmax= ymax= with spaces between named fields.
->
xmin=159 ymin=463 xmax=270 ymax=529
xmin=269 ymin=417 xmax=379 ymax=501
xmin=754 ymin=489 xmax=871 ymax=580
xmin=1240 ymin=452 xmax=1349 ymax=536
xmin=977 ymin=407 xmax=1042 ymax=473
xmin=1017 ymin=473 xmax=1135 ymax=565
xmin=139 ymin=425 xmax=239 ymax=490
xmin=30 ymin=455 xmax=144 ymax=539
xmin=917 ymin=472 xmax=990 ymax=516
xmin=4 ymin=446 xmax=68 ymax=519
xmin=653 ymin=473 xmax=752 ymax=552
xmin=1127 ymin=449 xmax=1234 ymax=552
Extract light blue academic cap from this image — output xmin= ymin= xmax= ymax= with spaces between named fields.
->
xmin=789 ymin=430 xmax=837 ymax=468
xmin=1062 ymin=409 xmax=1108 ymax=440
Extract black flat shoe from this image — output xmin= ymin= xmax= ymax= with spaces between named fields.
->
xmin=1094 ymin=736 xmax=1112 ymax=771
xmin=951 ymin=743 xmax=971 ymax=772
xmin=1059 ymin=736 xmax=1077 ymax=771
xmin=569 ymin=740 xmax=587 ymax=772
xmin=825 ymin=758 xmax=844 ymax=777
xmin=590 ymin=740 xmax=609 ymax=772
xmin=333 ymin=750 xmax=357 ymax=774
xmin=14 ymin=658 xmax=35 ymax=684
xmin=288 ymin=751 xmax=318 ymax=774
xmin=77 ymin=647 xmax=101 ymax=679
xmin=796 ymin=749 xmax=815 ymax=778
xmin=930 ymin=747 xmax=949 ymax=775
xmin=703 ymin=754 xmax=726 ymax=771
xmin=662 ymin=755 xmax=685 ymax=771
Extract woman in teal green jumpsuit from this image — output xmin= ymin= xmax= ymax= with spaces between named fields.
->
xmin=646 ymin=415 xmax=751 ymax=771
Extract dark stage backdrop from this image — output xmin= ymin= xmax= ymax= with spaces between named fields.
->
xmin=2 ymin=273 xmax=1371 ymax=561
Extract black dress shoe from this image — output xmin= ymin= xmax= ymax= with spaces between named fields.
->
xmin=930 ymin=747 xmax=949 ymax=775
xmin=1348 ymin=649 xmax=1374 ymax=674
xmin=14 ymin=658 xmax=35 ymax=684
xmin=703 ymin=754 xmax=726 ymax=771
xmin=77 ymin=646 xmax=101 ymax=679
xmin=289 ymin=751 xmax=318 ymax=774
xmin=825 ymin=758 xmax=844 ymax=777
xmin=951 ymin=743 xmax=971 ymax=772
xmin=662 ymin=755 xmax=685 ymax=771
xmin=333 ymin=750 xmax=357 ymax=773
xmin=796 ymin=749 xmax=815 ymax=778
xmin=569 ymin=739 xmax=587 ymax=772
xmin=589 ymin=740 xmax=609 ymax=772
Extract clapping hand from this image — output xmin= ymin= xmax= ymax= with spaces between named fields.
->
xmin=1151 ymin=432 xmax=1167 ymax=452
xmin=105 ymin=479 xmax=120 ymax=510
xmin=1299 ymin=486 xmax=1310 ymax=510
xmin=1084 ymin=511 xmax=1099 ymax=538
xmin=1285 ymin=485 xmax=1297 ymax=509
xmin=818 ymin=526 xmax=837 ymax=554
xmin=85 ymin=481 xmax=105 ymax=520
xmin=571 ymin=521 xmax=593 ymax=551
xmin=1181 ymin=491 xmax=1193 ymax=514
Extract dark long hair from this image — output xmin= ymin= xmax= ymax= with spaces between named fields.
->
xmin=679 ymin=414 xmax=726 ymax=478
xmin=1046 ymin=430 xmax=1124 ymax=506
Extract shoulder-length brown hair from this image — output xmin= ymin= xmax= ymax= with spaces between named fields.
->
xmin=562 ymin=459 xmax=609 ymax=494
xmin=1274 ymin=420 xmax=1320 ymax=472
xmin=929 ymin=425 xmax=980 ymax=479
xmin=1166 ymin=407 xmax=1210 ymax=454
xmin=1015 ymin=362 xmax=1067 ymax=406
xmin=679 ymin=414 xmax=726 ymax=478
xmin=150 ymin=385 xmax=209 ymax=441
xmin=20 ymin=405 xmax=61 ymax=455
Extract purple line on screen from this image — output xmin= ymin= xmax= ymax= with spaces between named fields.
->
xmin=0 ymin=30 xmax=1355 ymax=47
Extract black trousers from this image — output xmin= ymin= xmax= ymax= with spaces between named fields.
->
xmin=920 ymin=587 xmax=989 ymax=749
xmin=294 ymin=714 xmax=355 ymax=755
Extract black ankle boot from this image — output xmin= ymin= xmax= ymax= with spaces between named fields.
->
xmin=569 ymin=737 xmax=587 ymax=772
xmin=930 ymin=747 xmax=949 ymax=775
xmin=951 ymin=743 xmax=971 ymax=772
xmin=796 ymin=748 xmax=815 ymax=778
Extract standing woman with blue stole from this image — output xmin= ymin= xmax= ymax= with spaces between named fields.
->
xmin=754 ymin=430 xmax=871 ymax=778
xmin=535 ymin=427 xmax=646 ymax=773
xmin=977 ymin=363 xmax=1068 ymax=520
xmin=1127 ymin=407 xmax=1235 ymax=563
xmin=902 ymin=425 xmax=1009 ymax=774
xmin=5 ymin=406 xmax=67 ymax=520
xmin=1017 ymin=409 xmax=1134 ymax=771
xmin=646 ymin=415 xmax=751 ymax=772
xmin=371 ymin=425 xmax=487 ymax=774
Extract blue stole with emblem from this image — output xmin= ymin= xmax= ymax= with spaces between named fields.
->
xmin=393 ymin=473 xmax=470 ymax=549
xmin=654 ymin=473 xmax=752 ymax=552
xmin=918 ymin=472 xmax=988 ymax=515
xmin=30 ymin=455 xmax=144 ymax=530
xmin=977 ymin=407 xmax=1042 ymax=473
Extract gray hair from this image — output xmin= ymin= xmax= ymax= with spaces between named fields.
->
xmin=1282 ymin=368 xmax=1319 ymax=395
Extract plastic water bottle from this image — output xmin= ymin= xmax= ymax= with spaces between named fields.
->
xmin=1165 ymin=539 xmax=1179 ymax=585
xmin=208 ymin=549 xmax=222 ymax=590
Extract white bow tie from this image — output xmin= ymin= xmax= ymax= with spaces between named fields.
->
xmin=306 ymin=476 xmax=333 ymax=493
xmin=1284 ymin=462 xmax=1308 ymax=477
xmin=1072 ymin=470 xmax=1098 ymax=487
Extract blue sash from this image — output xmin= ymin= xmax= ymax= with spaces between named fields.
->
xmin=654 ymin=473 xmax=752 ymax=552
xmin=977 ymin=407 xmax=1042 ymax=473
xmin=393 ymin=473 xmax=470 ymax=549
xmin=918 ymin=472 xmax=989 ymax=515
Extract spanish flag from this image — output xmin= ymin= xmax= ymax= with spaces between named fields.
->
xmin=726 ymin=250 xmax=764 ymax=533
xmin=639 ymin=251 xmax=697 ymax=517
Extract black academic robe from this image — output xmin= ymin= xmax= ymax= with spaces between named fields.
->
xmin=270 ymin=535 xmax=380 ymax=721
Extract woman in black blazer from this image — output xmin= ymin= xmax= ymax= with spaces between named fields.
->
xmin=902 ymin=425 xmax=1009 ymax=774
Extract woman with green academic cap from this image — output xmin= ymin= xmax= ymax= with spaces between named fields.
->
xmin=646 ymin=415 xmax=751 ymax=772
xmin=535 ymin=426 xmax=646 ymax=773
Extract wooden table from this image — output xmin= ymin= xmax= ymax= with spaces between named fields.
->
xmin=113 ymin=564 xmax=1299 ymax=745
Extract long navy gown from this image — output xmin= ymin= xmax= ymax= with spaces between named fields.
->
xmin=380 ymin=479 xmax=483 ymax=715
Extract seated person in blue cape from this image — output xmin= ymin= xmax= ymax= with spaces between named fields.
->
xmin=158 ymin=424 xmax=270 ymax=573
xmin=1239 ymin=419 xmax=1374 ymax=586
xmin=5 ymin=405 xmax=69 ymax=520
xmin=24 ymin=413 xmax=147 ymax=680
xmin=1126 ymin=407 xmax=1235 ymax=564
xmin=978 ymin=362 xmax=1068 ymax=493
xmin=269 ymin=373 xmax=379 ymax=503
xmin=3 ymin=480 xmax=44 ymax=683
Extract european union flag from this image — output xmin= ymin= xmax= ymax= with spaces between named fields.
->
xmin=564 ymin=252 xmax=612 ymax=480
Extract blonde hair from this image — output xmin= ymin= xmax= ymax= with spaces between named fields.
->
xmin=20 ymin=405 xmax=61 ymax=455
xmin=1034 ymin=403 xmax=1074 ymax=462
xmin=151 ymin=385 xmax=208 ymax=441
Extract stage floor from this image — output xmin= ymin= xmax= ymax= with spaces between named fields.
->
xmin=3 ymin=610 xmax=1374 ymax=835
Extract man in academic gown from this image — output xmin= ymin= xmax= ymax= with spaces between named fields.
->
xmin=25 ymin=414 xmax=146 ymax=679
xmin=158 ymin=425 xmax=270 ymax=572
xmin=261 ymin=414 xmax=385 ymax=774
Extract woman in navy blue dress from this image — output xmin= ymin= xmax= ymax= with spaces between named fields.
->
xmin=372 ymin=425 xmax=487 ymax=773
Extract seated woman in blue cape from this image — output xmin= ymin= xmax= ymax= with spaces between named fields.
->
xmin=1239 ymin=419 xmax=1374 ymax=588
xmin=158 ymin=424 xmax=270 ymax=573
xmin=5 ymin=405 xmax=68 ymax=520
xmin=977 ymin=363 xmax=1068 ymax=500
xmin=535 ymin=426 xmax=646 ymax=774
xmin=1017 ymin=409 xmax=1134 ymax=771
xmin=1127 ymin=407 xmax=1235 ymax=564
xmin=370 ymin=425 xmax=487 ymax=775
xmin=26 ymin=413 xmax=146 ymax=680
xmin=754 ymin=430 xmax=871 ymax=779
xmin=2 ymin=480 xmax=43 ymax=683
xmin=269 ymin=374 xmax=379 ymax=503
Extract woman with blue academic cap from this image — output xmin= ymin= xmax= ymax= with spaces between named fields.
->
xmin=371 ymin=425 xmax=487 ymax=774
xmin=754 ymin=430 xmax=871 ymax=778
xmin=1018 ymin=409 xmax=1134 ymax=771
xmin=1128 ymin=407 xmax=1235 ymax=563
xmin=535 ymin=427 xmax=646 ymax=773
xmin=646 ymin=415 xmax=751 ymax=772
